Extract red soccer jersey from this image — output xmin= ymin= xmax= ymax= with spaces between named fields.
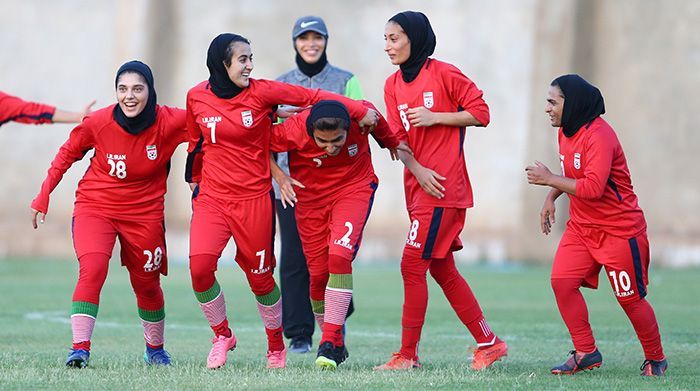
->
xmin=32 ymin=105 xmax=187 ymax=220
xmin=559 ymin=116 xmax=647 ymax=238
xmin=384 ymin=59 xmax=490 ymax=210
xmin=0 ymin=91 xmax=55 ymax=126
xmin=185 ymin=79 xmax=370 ymax=201
xmin=270 ymin=101 xmax=399 ymax=204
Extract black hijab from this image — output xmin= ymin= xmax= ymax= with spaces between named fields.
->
xmin=305 ymin=100 xmax=350 ymax=136
xmin=551 ymin=74 xmax=606 ymax=137
xmin=113 ymin=60 xmax=157 ymax=135
xmin=207 ymin=33 xmax=250 ymax=99
xmin=389 ymin=11 xmax=436 ymax=83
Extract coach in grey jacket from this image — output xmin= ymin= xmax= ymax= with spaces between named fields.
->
xmin=273 ymin=15 xmax=363 ymax=354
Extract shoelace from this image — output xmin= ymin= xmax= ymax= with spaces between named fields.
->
xmin=640 ymin=360 xmax=652 ymax=372
xmin=569 ymin=350 xmax=581 ymax=369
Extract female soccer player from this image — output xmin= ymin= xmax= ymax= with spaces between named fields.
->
xmin=1 ymin=90 xmax=94 ymax=126
xmin=185 ymin=33 xmax=377 ymax=370
xmin=374 ymin=11 xmax=507 ymax=371
xmin=526 ymin=74 xmax=667 ymax=376
xmin=31 ymin=60 xmax=189 ymax=368
xmin=270 ymin=100 xmax=408 ymax=369
xmin=274 ymin=14 xmax=365 ymax=355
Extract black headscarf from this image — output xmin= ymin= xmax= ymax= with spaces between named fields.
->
xmin=113 ymin=60 xmax=157 ymax=135
xmin=207 ymin=33 xmax=250 ymax=99
xmin=306 ymin=100 xmax=350 ymax=136
xmin=551 ymin=74 xmax=606 ymax=137
xmin=388 ymin=11 xmax=436 ymax=83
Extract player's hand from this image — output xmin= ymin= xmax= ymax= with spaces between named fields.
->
xmin=275 ymin=174 xmax=305 ymax=208
xmin=389 ymin=141 xmax=413 ymax=161
xmin=540 ymin=197 xmax=556 ymax=235
xmin=31 ymin=208 xmax=45 ymax=229
xmin=358 ymin=109 xmax=379 ymax=134
xmin=81 ymin=100 xmax=97 ymax=120
xmin=276 ymin=105 xmax=305 ymax=119
xmin=407 ymin=106 xmax=438 ymax=127
xmin=526 ymin=161 xmax=553 ymax=186
xmin=188 ymin=182 xmax=198 ymax=192
xmin=413 ymin=165 xmax=446 ymax=199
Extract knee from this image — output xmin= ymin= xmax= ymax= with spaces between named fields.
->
xmin=429 ymin=262 xmax=456 ymax=285
xmin=247 ymin=271 xmax=276 ymax=297
xmin=77 ymin=253 xmax=110 ymax=283
xmin=401 ymin=257 xmax=426 ymax=286
xmin=189 ymin=254 xmax=217 ymax=291
xmin=328 ymin=255 xmax=352 ymax=275
xmin=618 ymin=295 xmax=643 ymax=311
xmin=551 ymin=278 xmax=581 ymax=295
xmin=133 ymin=278 xmax=162 ymax=299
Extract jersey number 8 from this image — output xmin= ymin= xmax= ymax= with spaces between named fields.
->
xmin=399 ymin=109 xmax=411 ymax=132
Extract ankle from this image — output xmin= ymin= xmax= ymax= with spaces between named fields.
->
xmin=73 ymin=340 xmax=91 ymax=351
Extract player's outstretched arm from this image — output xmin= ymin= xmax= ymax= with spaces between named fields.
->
xmin=52 ymin=100 xmax=96 ymax=123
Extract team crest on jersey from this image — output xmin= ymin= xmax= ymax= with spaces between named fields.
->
xmin=574 ymin=153 xmax=581 ymax=169
xmin=423 ymin=92 xmax=434 ymax=109
xmin=146 ymin=145 xmax=158 ymax=160
xmin=241 ymin=110 xmax=253 ymax=127
xmin=348 ymin=144 xmax=358 ymax=157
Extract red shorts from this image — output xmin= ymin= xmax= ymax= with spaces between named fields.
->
xmin=295 ymin=182 xmax=377 ymax=273
xmin=189 ymin=191 xmax=276 ymax=276
xmin=403 ymin=206 xmax=465 ymax=260
xmin=72 ymin=213 xmax=167 ymax=275
xmin=552 ymin=224 xmax=650 ymax=303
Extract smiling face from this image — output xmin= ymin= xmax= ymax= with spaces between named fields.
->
xmin=546 ymin=84 xmax=565 ymax=127
xmin=224 ymin=41 xmax=253 ymax=88
xmin=384 ymin=21 xmax=411 ymax=65
xmin=295 ymin=31 xmax=326 ymax=64
xmin=116 ymin=72 xmax=148 ymax=118
xmin=313 ymin=128 xmax=347 ymax=156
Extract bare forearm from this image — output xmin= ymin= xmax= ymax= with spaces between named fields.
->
xmin=398 ymin=149 xmax=421 ymax=173
xmin=546 ymin=175 xmax=576 ymax=196
xmin=270 ymin=156 xmax=285 ymax=183
xmin=51 ymin=109 xmax=84 ymax=123
xmin=547 ymin=188 xmax=564 ymax=201
xmin=435 ymin=111 xmax=484 ymax=127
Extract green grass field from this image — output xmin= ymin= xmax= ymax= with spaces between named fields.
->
xmin=0 ymin=259 xmax=697 ymax=390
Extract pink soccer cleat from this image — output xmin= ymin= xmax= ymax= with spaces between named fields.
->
xmin=207 ymin=333 xmax=237 ymax=369
xmin=266 ymin=347 xmax=287 ymax=369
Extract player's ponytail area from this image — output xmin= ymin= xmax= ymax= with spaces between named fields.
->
xmin=1 ymin=259 xmax=695 ymax=389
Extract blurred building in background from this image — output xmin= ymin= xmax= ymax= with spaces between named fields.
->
xmin=1 ymin=0 xmax=698 ymax=266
